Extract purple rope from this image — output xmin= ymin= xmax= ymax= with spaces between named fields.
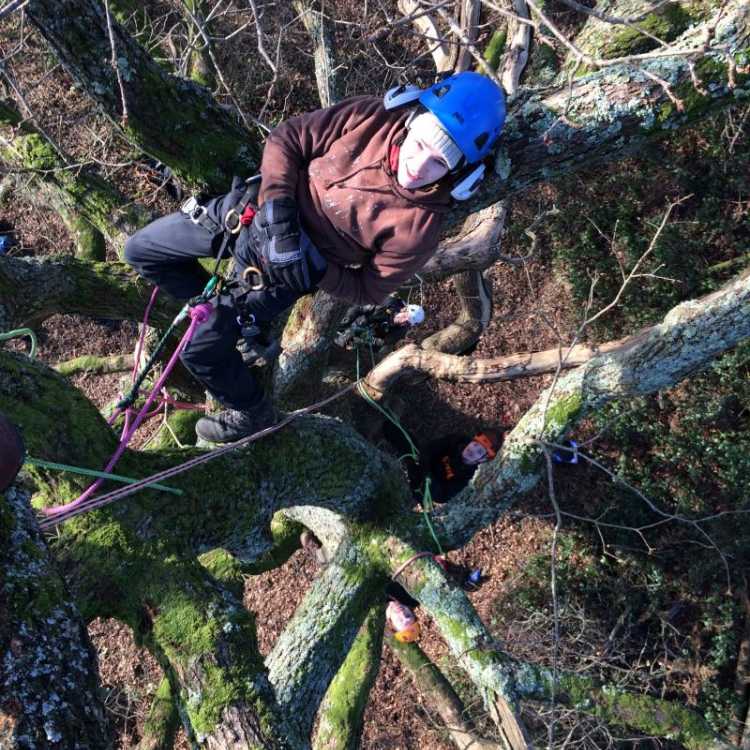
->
xmin=43 ymin=303 xmax=214 ymax=519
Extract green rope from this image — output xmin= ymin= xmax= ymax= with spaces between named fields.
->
xmin=355 ymin=381 xmax=443 ymax=555
xmin=0 ymin=327 xmax=38 ymax=358
xmin=419 ymin=476 xmax=444 ymax=555
xmin=26 ymin=457 xmax=183 ymax=495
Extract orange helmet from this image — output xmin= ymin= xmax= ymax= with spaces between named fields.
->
xmin=394 ymin=622 xmax=421 ymax=643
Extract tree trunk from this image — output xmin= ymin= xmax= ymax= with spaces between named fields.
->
xmin=313 ymin=605 xmax=384 ymax=750
xmin=0 ymin=484 xmax=111 ymax=748
xmin=293 ymin=0 xmax=343 ymax=108
xmin=0 ymin=100 xmax=151 ymax=257
xmin=0 ymin=255 xmax=179 ymax=330
xmin=464 ymin=0 xmax=749 ymax=214
xmin=25 ymin=0 xmax=260 ymax=190
xmin=433 ymin=267 xmax=750 ymax=547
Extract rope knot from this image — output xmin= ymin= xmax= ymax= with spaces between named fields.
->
xmin=189 ymin=302 xmax=213 ymax=325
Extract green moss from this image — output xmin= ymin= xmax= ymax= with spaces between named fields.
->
xmin=198 ymin=548 xmax=244 ymax=597
xmin=543 ymin=392 xmax=583 ymax=433
xmin=603 ymin=4 xmax=693 ymax=59
xmin=146 ymin=409 xmax=201 ymax=450
xmin=316 ymin=606 xmax=384 ymax=748
xmin=141 ymin=677 xmax=179 ymax=746
xmin=483 ymin=29 xmax=507 ymax=71
xmin=188 ymin=662 xmax=239 ymax=735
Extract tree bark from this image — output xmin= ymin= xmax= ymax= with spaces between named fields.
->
xmin=272 ymin=292 xmax=349 ymax=407
xmin=0 ymin=484 xmax=111 ymax=748
xmin=0 ymin=255 xmax=179 ymax=330
xmin=433 ymin=267 xmax=750 ymax=547
xmin=25 ymin=0 xmax=260 ymax=191
xmin=293 ymin=0 xmax=343 ymax=108
xmin=0 ymin=100 xmax=151 ymax=257
xmin=313 ymin=605 xmax=384 ymax=750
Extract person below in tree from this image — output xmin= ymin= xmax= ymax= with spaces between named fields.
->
xmin=124 ymin=72 xmax=506 ymax=443
xmin=334 ymin=295 xmax=425 ymax=351
xmin=385 ymin=423 xmax=502 ymax=503
xmin=421 ymin=431 xmax=502 ymax=502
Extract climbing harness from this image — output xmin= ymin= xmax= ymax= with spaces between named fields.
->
xmin=41 ymin=180 xmax=265 ymax=521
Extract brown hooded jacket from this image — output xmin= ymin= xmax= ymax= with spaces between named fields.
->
xmin=258 ymin=95 xmax=453 ymax=305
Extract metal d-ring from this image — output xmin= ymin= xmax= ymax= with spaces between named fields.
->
xmin=224 ymin=208 xmax=243 ymax=235
xmin=242 ymin=265 xmax=265 ymax=291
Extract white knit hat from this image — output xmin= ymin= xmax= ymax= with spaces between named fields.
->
xmin=407 ymin=111 xmax=463 ymax=170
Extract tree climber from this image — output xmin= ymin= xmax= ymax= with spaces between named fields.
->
xmin=385 ymin=424 xmax=503 ymax=502
xmin=124 ymin=72 xmax=506 ymax=443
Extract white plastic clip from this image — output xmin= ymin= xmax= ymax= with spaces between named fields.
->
xmin=384 ymin=84 xmax=421 ymax=110
xmin=451 ymin=164 xmax=485 ymax=201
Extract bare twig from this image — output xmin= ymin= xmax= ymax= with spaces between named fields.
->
xmin=103 ymin=0 xmax=129 ymax=127
xmin=0 ymin=0 xmax=28 ymax=21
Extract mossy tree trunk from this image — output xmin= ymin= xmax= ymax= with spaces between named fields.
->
xmin=25 ymin=0 xmax=260 ymax=191
xmin=0 ymin=100 xmax=152 ymax=258
xmin=0 ymin=484 xmax=111 ymax=748
xmin=465 ymin=0 xmax=749 ymax=216
xmin=0 ymin=255 xmax=180 ymax=331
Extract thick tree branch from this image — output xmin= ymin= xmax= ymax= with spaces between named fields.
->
xmin=0 ymin=100 xmax=151 ymax=257
xmin=434 ymin=266 xmax=750 ymax=546
xmin=313 ymin=604 xmax=384 ymax=750
xmin=462 ymin=0 xmax=749 ymax=214
xmin=0 ymin=485 xmax=110 ymax=747
xmin=0 ymin=255 xmax=179 ymax=330
xmin=25 ymin=0 xmax=260 ymax=190
xmin=293 ymin=0 xmax=343 ymax=108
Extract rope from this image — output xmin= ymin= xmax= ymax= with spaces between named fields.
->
xmin=355 ymin=380 xmax=443 ymax=555
xmin=0 ymin=327 xmax=37 ymax=358
xmin=38 ymin=380 xmax=361 ymax=530
xmin=113 ymin=277 xmax=218 ymax=414
xmin=25 ymin=457 xmax=182 ymax=495
xmin=42 ymin=302 xmax=214 ymax=521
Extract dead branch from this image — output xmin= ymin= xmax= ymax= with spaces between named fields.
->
xmin=421 ymin=269 xmax=493 ymax=354
xmin=399 ymin=0 xmax=452 ymax=71
xmin=501 ymin=0 xmax=531 ymax=98
xmin=364 ymin=333 xmax=636 ymax=395
xmin=293 ymin=0 xmax=343 ymax=107
xmin=386 ymin=633 xmax=504 ymax=750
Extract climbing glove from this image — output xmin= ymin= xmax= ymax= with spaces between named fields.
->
xmin=252 ymin=198 xmax=317 ymax=293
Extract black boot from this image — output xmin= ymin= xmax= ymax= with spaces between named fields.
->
xmin=195 ymin=398 xmax=279 ymax=444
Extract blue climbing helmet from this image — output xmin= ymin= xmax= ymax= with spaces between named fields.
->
xmin=418 ymin=72 xmax=506 ymax=164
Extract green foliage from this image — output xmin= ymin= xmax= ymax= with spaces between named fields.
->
xmin=545 ymin=107 xmax=750 ymax=339
xmin=594 ymin=341 xmax=750 ymax=526
xmin=483 ymin=29 xmax=507 ymax=71
xmin=579 ymin=342 xmax=750 ymax=731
